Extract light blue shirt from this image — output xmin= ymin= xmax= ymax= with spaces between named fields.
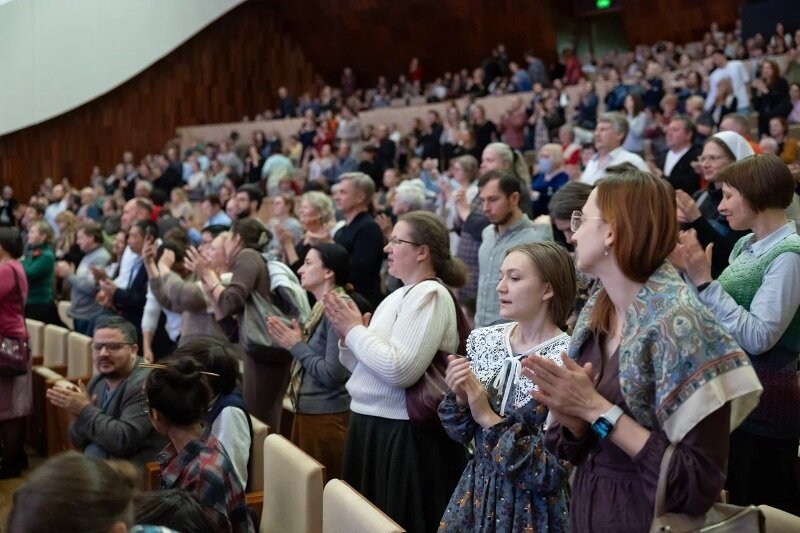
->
xmin=699 ymin=221 xmax=800 ymax=355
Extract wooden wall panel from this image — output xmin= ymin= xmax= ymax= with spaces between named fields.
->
xmin=273 ymin=0 xmax=559 ymax=87
xmin=621 ymin=0 xmax=745 ymax=47
xmin=0 ymin=1 xmax=320 ymax=200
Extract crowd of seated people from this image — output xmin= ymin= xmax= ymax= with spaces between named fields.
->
xmin=2 ymin=17 xmax=800 ymax=533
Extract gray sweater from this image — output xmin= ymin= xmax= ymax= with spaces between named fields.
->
xmin=289 ymin=315 xmax=351 ymax=414
xmin=67 ymin=245 xmax=111 ymax=320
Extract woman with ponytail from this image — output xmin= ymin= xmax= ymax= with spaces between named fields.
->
xmin=481 ymin=142 xmax=535 ymax=219
xmin=438 ymin=242 xmax=575 ymax=532
xmin=146 ymin=358 xmax=254 ymax=533
xmin=192 ymin=218 xmax=291 ymax=433
xmin=266 ymin=242 xmax=370 ymax=480
xmin=522 ymin=169 xmax=762 ymax=532
xmin=324 ymin=211 xmax=469 ymax=533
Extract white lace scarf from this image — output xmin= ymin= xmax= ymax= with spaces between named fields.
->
xmin=470 ymin=323 xmax=570 ymax=415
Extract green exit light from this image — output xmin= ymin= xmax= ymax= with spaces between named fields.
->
xmin=597 ymin=0 xmax=611 ymax=8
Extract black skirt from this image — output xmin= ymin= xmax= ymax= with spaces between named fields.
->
xmin=342 ymin=412 xmax=468 ymax=533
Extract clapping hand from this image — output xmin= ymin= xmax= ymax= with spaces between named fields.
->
xmin=522 ymin=353 xmax=606 ymax=436
xmin=672 ymin=229 xmax=713 ymax=286
xmin=675 ymin=189 xmax=702 ymax=224
xmin=266 ymin=317 xmax=303 ymax=350
xmin=323 ymin=291 xmax=367 ymax=341
xmin=443 ymin=354 xmax=501 ymax=428
xmin=185 ymin=246 xmax=211 ymax=278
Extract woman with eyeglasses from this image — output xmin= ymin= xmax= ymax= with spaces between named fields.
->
xmin=674 ymin=154 xmax=800 ymax=514
xmin=324 ymin=211 xmax=469 ymax=533
xmin=674 ymin=131 xmax=754 ymax=277
xmin=521 ymin=169 xmax=762 ymax=532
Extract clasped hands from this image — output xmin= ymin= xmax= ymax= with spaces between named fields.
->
xmin=46 ymin=379 xmax=95 ymax=417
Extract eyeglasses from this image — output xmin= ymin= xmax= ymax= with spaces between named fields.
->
xmin=698 ymin=154 xmax=728 ymax=163
xmin=387 ymin=237 xmax=421 ymax=248
xmin=140 ymin=400 xmax=149 ymax=415
xmin=570 ymin=211 xmax=604 ymax=233
xmin=91 ymin=342 xmax=132 ymax=353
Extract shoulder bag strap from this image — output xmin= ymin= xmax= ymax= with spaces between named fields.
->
xmin=654 ymin=443 xmax=676 ymax=518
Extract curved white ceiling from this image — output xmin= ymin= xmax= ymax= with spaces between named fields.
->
xmin=0 ymin=0 xmax=245 ymax=136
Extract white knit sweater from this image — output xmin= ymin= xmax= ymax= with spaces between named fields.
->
xmin=339 ymin=280 xmax=459 ymax=420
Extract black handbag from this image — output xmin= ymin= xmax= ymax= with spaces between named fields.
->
xmin=0 ymin=267 xmax=30 ymax=377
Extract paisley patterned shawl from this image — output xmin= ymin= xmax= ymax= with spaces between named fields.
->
xmin=569 ymin=261 xmax=763 ymax=443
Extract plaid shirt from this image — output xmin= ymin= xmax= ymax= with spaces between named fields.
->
xmin=158 ymin=436 xmax=254 ymax=533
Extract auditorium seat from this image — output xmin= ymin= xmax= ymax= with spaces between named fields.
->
xmin=65 ymin=332 xmax=92 ymax=381
xmin=25 ymin=319 xmax=45 ymax=362
xmin=259 ymin=433 xmax=324 ymax=533
xmin=57 ymin=300 xmax=73 ymax=330
xmin=758 ymin=505 xmax=800 ymax=532
xmin=322 ymin=479 xmax=405 ymax=533
xmin=28 ymin=324 xmax=69 ymax=454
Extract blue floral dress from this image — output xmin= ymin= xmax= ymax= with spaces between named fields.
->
xmin=438 ymin=323 xmax=570 ymax=532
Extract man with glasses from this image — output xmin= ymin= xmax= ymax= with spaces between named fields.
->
xmin=46 ymin=316 xmax=165 ymax=468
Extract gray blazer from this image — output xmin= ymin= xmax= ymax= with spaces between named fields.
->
xmin=69 ymin=357 xmax=166 ymax=468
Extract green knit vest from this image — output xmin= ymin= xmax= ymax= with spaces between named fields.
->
xmin=717 ymin=234 xmax=800 ymax=352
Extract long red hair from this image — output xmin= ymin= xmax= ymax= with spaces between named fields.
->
xmin=589 ymin=170 xmax=678 ymax=335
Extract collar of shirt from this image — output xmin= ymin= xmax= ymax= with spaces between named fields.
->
xmin=157 ymin=437 xmax=206 ymax=489
xmin=744 ymin=221 xmax=797 ymax=258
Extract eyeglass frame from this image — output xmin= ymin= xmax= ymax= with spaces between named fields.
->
xmin=91 ymin=342 xmax=134 ymax=353
xmin=570 ymin=210 xmax=604 ymax=233
xmin=386 ymin=237 xmax=421 ymax=248
xmin=697 ymin=154 xmax=729 ymax=164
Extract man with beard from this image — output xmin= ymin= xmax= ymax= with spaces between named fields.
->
xmin=232 ymin=185 xmax=263 ymax=221
xmin=474 ymin=170 xmax=551 ymax=327
xmin=46 ymin=316 xmax=165 ymax=468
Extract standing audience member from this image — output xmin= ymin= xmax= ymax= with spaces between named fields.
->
xmin=147 ymin=358 xmax=254 ymax=533
xmin=332 ymin=173 xmax=385 ymax=308
xmin=580 ymin=112 xmax=648 ymax=185
xmin=97 ymin=220 xmax=158 ymax=345
xmin=531 ymin=144 xmax=569 ymax=218
xmin=650 ymin=115 xmax=703 ymax=195
xmin=267 ymin=243 xmax=368 ymax=480
xmin=278 ymin=191 xmax=336 ymax=276
xmin=705 ymin=49 xmax=750 ymax=114
xmin=22 ymin=220 xmax=61 ymax=325
xmin=676 ymin=131 xmax=754 ymax=277
xmin=56 ymin=222 xmax=112 ymax=335
xmin=193 ymin=219 xmax=290 ymax=433
xmin=674 ymin=154 xmax=800 ymax=514
xmin=475 ymin=170 xmax=551 ymax=328
xmin=751 ymin=59 xmax=791 ymax=137
xmin=0 ymin=228 xmax=31 ymax=479
xmin=439 ymin=242 xmax=575 ymax=532
xmin=481 ymin=142 xmax=534 ymax=218
xmin=621 ymin=94 xmax=647 ymax=156
xmin=146 ymin=230 xmax=228 ymax=344
xmin=324 ymin=211 xmax=469 ymax=533
xmin=527 ymin=169 xmax=761 ymax=532
xmin=46 ymin=316 xmax=165 ymax=468
xmin=768 ymin=116 xmax=798 ymax=164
